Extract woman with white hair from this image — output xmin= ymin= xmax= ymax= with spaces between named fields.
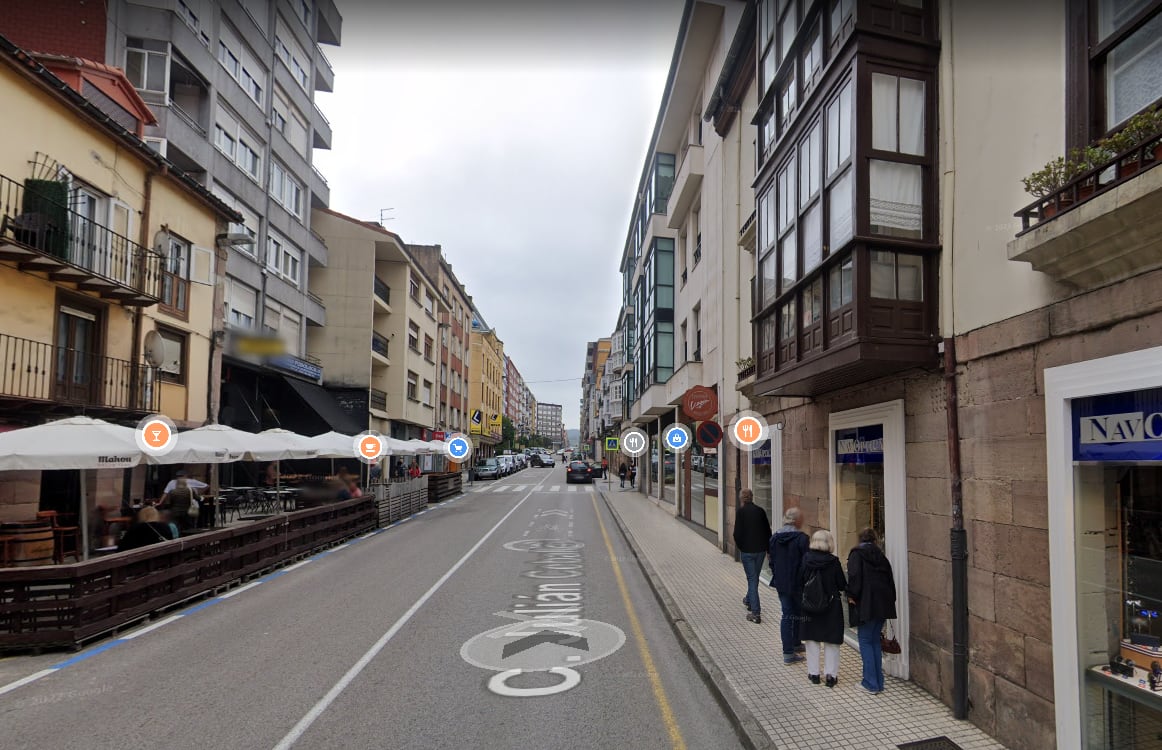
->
xmin=798 ymin=529 xmax=847 ymax=687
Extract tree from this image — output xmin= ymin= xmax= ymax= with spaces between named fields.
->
xmin=501 ymin=416 xmax=516 ymax=450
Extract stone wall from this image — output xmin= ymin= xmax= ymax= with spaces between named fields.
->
xmin=732 ymin=266 xmax=1162 ymax=750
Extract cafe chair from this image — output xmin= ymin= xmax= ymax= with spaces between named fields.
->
xmin=36 ymin=510 xmax=80 ymax=564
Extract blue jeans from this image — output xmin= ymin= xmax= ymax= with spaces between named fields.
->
xmin=777 ymin=591 xmax=803 ymax=655
xmin=858 ymin=619 xmax=886 ymax=692
xmin=741 ymin=552 xmax=765 ymax=615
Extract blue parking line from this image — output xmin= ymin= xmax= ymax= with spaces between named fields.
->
xmin=52 ymin=640 xmax=121 ymax=669
xmin=182 ymin=599 xmax=221 ymax=615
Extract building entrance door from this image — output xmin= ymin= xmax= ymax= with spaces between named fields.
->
xmin=829 ymin=400 xmax=909 ymax=679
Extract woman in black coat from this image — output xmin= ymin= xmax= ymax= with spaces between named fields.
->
xmin=847 ymin=527 xmax=897 ymax=694
xmin=798 ymin=529 xmax=847 ymax=687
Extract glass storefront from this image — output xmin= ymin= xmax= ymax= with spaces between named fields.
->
xmin=834 ymin=424 xmax=886 ymax=638
xmin=751 ymin=439 xmax=773 ymax=520
xmin=1073 ymin=387 xmax=1162 ymax=749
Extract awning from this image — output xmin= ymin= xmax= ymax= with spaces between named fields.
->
xmin=282 ymin=376 xmax=364 ymax=435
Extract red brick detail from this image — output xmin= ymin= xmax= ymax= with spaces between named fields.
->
xmin=0 ymin=1 xmax=107 ymax=62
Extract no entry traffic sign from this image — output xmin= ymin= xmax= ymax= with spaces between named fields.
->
xmin=696 ymin=420 xmax=723 ymax=449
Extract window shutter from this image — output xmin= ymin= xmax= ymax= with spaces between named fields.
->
xmin=190 ymin=245 xmax=215 ymax=285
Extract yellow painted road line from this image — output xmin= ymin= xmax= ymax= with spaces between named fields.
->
xmin=591 ymin=495 xmax=686 ymax=750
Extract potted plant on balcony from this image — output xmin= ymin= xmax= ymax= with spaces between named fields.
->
xmin=1098 ymin=106 xmax=1162 ymax=178
xmin=1022 ymin=146 xmax=1112 ymax=218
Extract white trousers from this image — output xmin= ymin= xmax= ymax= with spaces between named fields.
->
xmin=805 ymin=640 xmax=840 ymax=677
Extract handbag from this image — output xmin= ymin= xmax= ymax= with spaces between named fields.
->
xmin=881 ymin=620 xmax=902 ymax=654
xmin=188 ymin=492 xmax=200 ymax=518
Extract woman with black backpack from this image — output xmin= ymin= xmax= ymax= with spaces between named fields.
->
xmin=798 ymin=529 xmax=847 ymax=687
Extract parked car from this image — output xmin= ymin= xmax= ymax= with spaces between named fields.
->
xmin=499 ymin=455 xmax=514 ymax=475
xmin=566 ymin=461 xmax=592 ymax=484
xmin=704 ymin=457 xmax=718 ymax=478
xmin=691 ymin=455 xmax=704 ymax=472
xmin=587 ymin=461 xmax=604 ymax=480
xmin=475 ymin=458 xmax=500 ymax=480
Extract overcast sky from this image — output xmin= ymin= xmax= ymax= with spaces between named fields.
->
xmin=312 ymin=0 xmax=684 ymax=431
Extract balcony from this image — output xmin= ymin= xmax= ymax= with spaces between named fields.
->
xmin=313 ymin=104 xmax=333 ymax=150
xmin=373 ymin=276 xmax=391 ymax=314
xmin=314 ymin=46 xmax=335 ymax=93
xmin=316 ymin=0 xmax=342 ymax=46
xmin=309 ymin=164 xmax=330 ymax=209
xmin=371 ymin=331 xmax=390 ymax=367
xmin=305 ymin=290 xmax=326 ymax=326
xmin=666 ymin=144 xmax=704 ymax=229
xmin=1009 ymin=134 xmax=1162 ymax=289
xmin=0 ymin=332 xmax=160 ymax=416
xmin=753 ymin=247 xmax=939 ymax=398
xmin=369 ymin=387 xmax=387 ymax=414
xmin=0 ymin=174 xmax=163 ymax=305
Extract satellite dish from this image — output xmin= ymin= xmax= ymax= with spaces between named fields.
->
xmin=143 ymin=330 xmax=165 ymax=367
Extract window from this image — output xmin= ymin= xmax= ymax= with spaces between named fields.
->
xmin=296 ymin=0 xmax=311 ymax=26
xmin=407 ymin=371 xmax=418 ymax=401
xmin=424 ymin=291 xmax=435 ymax=317
xmin=410 ymin=276 xmax=420 ymax=300
xmin=266 ymin=233 xmax=301 ymax=285
xmin=779 ymin=73 xmax=798 ymax=129
xmin=215 ymin=105 xmax=261 ymax=180
xmin=218 ymin=24 xmax=266 ymax=106
xmin=161 ymin=235 xmax=190 ymax=313
xmin=273 ymin=87 xmax=310 ymax=157
xmin=802 ymin=21 xmax=822 ymax=87
xmin=869 ymin=72 xmax=927 ymax=239
xmin=424 ymin=335 xmax=434 ymax=361
xmin=275 ymin=23 xmax=310 ymax=90
xmin=829 ymin=0 xmax=854 ymax=45
xmin=778 ymin=0 xmax=798 ymax=65
xmin=828 ymin=254 xmax=854 ymax=311
xmin=801 ymin=276 xmax=823 ymax=327
xmin=441 ymin=364 xmax=448 ymax=386
xmin=126 ymin=39 xmax=168 ymax=94
xmin=226 ymin=277 xmax=257 ymax=328
xmin=869 ymin=250 xmax=924 ymax=301
xmin=408 ymin=321 xmax=420 ymax=351
xmin=211 ymin=184 xmax=260 ymax=253
xmin=156 ymin=326 xmax=186 ymax=383
xmin=423 ymin=380 xmax=433 ymax=407
xmin=1095 ymin=2 xmax=1162 ymax=130
xmin=270 ymin=162 xmax=304 ymax=219
xmin=826 ymin=80 xmax=853 ymax=176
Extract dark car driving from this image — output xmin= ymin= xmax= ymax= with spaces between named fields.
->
xmin=566 ymin=460 xmax=592 ymax=484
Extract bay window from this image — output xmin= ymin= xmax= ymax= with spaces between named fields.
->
xmin=868 ymin=71 xmax=928 ymax=240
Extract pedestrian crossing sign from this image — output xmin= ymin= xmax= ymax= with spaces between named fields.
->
xmin=605 ymin=437 xmax=619 ymax=451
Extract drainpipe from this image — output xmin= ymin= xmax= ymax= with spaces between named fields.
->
xmin=945 ymin=336 xmax=969 ymax=719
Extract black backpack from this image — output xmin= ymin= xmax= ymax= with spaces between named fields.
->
xmin=801 ymin=568 xmax=832 ymax=614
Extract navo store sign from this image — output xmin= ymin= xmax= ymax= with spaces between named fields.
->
xmin=835 ymin=425 xmax=884 ymax=465
xmin=1073 ymin=387 xmax=1162 ymax=462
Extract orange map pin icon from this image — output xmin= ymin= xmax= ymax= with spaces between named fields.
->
xmin=143 ymin=420 xmax=171 ymax=449
xmin=359 ymin=435 xmax=383 ymax=459
xmin=734 ymin=416 xmax=763 ymax=446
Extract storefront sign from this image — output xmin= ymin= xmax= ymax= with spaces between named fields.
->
xmin=752 ymin=439 xmax=772 ymax=465
xmin=1072 ymin=387 xmax=1162 ymax=461
xmin=835 ymin=425 xmax=884 ymax=464
xmin=682 ymin=386 xmax=718 ymax=421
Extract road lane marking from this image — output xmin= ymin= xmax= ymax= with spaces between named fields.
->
xmin=218 ymin=580 xmax=264 ymax=600
xmin=591 ymin=495 xmax=687 ymax=750
xmin=119 ymin=614 xmax=183 ymax=640
xmin=0 ymin=669 xmax=57 ymax=697
xmin=271 ymin=474 xmax=550 ymax=750
xmin=550 ymin=485 xmax=560 ymax=492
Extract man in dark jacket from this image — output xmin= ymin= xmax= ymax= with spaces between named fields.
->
xmin=733 ymin=489 xmax=771 ymax=624
xmin=769 ymin=506 xmax=809 ymax=663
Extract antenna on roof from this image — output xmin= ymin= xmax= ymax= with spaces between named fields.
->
xmin=378 ymin=208 xmax=395 ymax=225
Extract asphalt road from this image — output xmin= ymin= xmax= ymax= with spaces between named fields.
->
xmin=0 ymin=466 xmax=744 ymax=750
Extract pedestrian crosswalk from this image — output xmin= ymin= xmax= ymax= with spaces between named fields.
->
xmin=467 ymin=484 xmax=596 ymax=494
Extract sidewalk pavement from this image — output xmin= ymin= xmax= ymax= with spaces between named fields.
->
xmin=601 ymin=487 xmax=1006 ymax=750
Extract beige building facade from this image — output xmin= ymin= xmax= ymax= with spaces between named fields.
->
xmin=467 ymin=319 xmax=503 ymax=456
xmin=0 ymin=37 xmax=238 ymax=523
xmin=731 ymin=1 xmax=1162 ymax=749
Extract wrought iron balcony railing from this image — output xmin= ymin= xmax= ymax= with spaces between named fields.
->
xmin=0 ymin=173 xmax=163 ymax=304
xmin=0 ymin=332 xmax=160 ymax=412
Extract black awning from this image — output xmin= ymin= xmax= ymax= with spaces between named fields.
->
xmin=282 ymin=376 xmax=364 ymax=435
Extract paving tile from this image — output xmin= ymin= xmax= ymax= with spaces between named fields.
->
xmin=604 ymin=490 xmax=1008 ymax=750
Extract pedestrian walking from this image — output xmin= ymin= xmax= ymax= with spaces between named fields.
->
xmin=733 ymin=489 xmax=771 ymax=624
xmin=799 ymin=529 xmax=847 ymax=687
xmin=847 ymin=527 xmax=897 ymax=694
xmin=158 ymin=476 xmax=197 ymax=532
xmin=629 ymin=462 xmax=637 ymax=488
xmin=618 ymin=461 xmax=628 ymax=488
xmin=601 ymin=458 xmax=608 ymax=478
xmin=769 ymin=506 xmax=809 ymax=663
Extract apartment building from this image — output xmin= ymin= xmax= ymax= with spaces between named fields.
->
xmin=0 ymin=0 xmax=344 ymax=435
xmin=535 ymin=402 xmax=563 ymax=447
xmin=612 ymin=0 xmax=753 ymax=537
xmin=406 ymin=244 xmax=472 ymax=439
xmin=502 ymin=355 xmax=535 ymax=446
xmin=580 ymin=338 xmax=612 ymax=455
xmin=0 ymin=35 xmax=239 ymax=521
xmin=724 ymin=0 xmax=1162 ymax=747
xmin=467 ymin=313 xmax=503 ymax=457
